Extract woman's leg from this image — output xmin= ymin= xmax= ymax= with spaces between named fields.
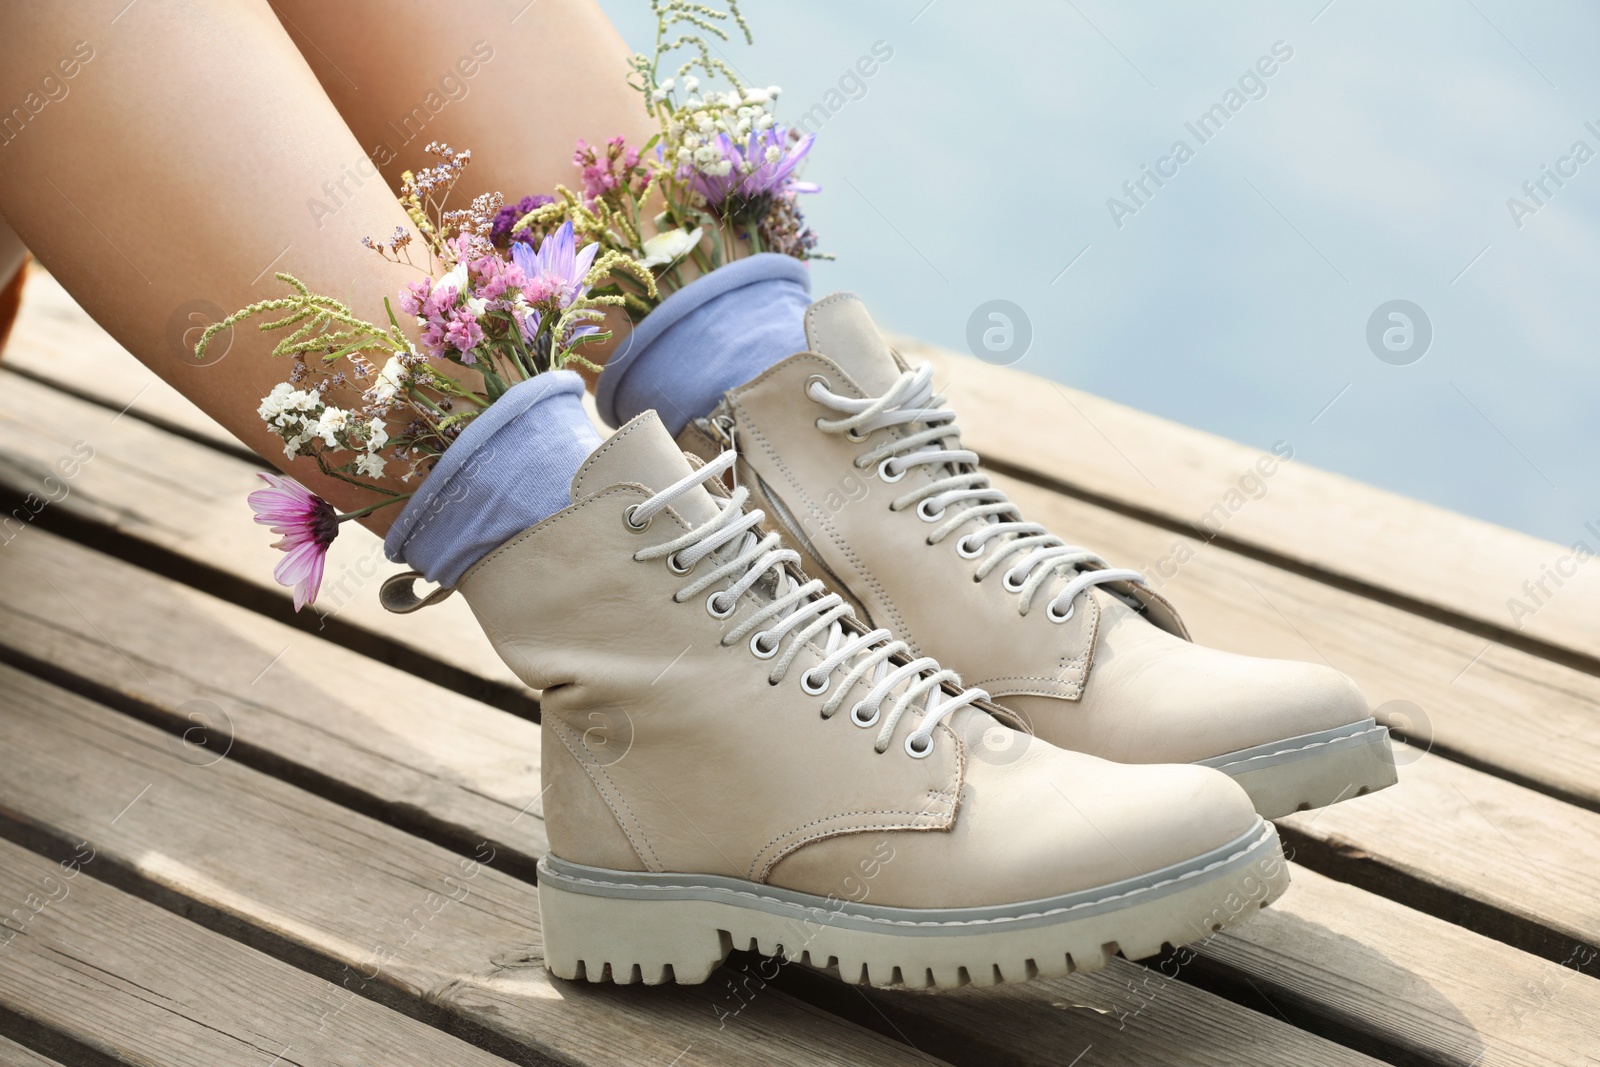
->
xmin=0 ymin=1 xmax=429 ymax=529
xmin=0 ymin=215 xmax=27 ymax=355
xmin=265 ymin=0 xmax=654 ymax=210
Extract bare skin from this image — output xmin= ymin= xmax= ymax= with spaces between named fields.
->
xmin=0 ymin=0 xmax=651 ymax=534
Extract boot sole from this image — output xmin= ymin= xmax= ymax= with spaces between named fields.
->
xmin=1197 ymin=718 xmax=1398 ymax=819
xmin=536 ymin=820 xmax=1289 ymax=989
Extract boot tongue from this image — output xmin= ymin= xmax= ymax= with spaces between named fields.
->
xmin=804 ymin=292 xmax=904 ymax=397
xmin=569 ymin=410 xmax=721 ymax=525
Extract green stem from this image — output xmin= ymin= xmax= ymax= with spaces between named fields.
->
xmin=337 ymin=494 xmax=411 ymax=523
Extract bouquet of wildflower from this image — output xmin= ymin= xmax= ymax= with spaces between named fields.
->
xmin=504 ymin=0 xmax=825 ymax=319
xmin=210 ymin=0 xmax=822 ymax=610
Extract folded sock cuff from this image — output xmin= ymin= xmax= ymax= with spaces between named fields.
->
xmin=383 ymin=370 xmax=601 ymax=587
xmin=595 ymin=252 xmax=811 ymax=432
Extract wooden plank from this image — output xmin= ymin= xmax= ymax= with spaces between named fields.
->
xmin=0 ymin=838 xmax=518 ymax=1067
xmin=7 ymin=361 xmax=1600 ymax=957
xmin=1200 ymin=865 xmax=1600 ymax=1067
xmin=12 ymin=273 xmax=1600 ymax=808
xmin=16 ymin=268 xmax=1599 ymax=670
xmin=2 ymin=265 xmax=239 ymax=454
xmin=0 ymin=663 xmax=1376 ymax=1067
xmin=901 ymin=338 xmax=1600 ymax=668
xmin=8 ymin=353 xmax=1595 ymax=821
xmin=0 ymin=367 xmax=521 ymax=698
xmin=1279 ymin=747 xmax=1600 ymax=965
xmin=991 ymin=471 xmax=1600 ymax=813
xmin=0 ymin=1036 xmax=61 ymax=1067
xmin=0 ymin=531 xmax=1562 ymax=1067
xmin=0 ymin=525 xmax=549 ymax=872
xmin=0 ymin=663 xmax=951 ymax=1067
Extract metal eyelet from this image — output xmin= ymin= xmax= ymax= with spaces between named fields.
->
xmin=749 ymin=631 xmax=780 ymax=659
xmin=800 ymin=668 xmax=830 ymax=695
xmin=623 ymin=504 xmax=652 ymax=532
xmin=877 ymin=457 xmax=905 ymax=483
xmin=1047 ymin=601 xmax=1076 ymax=623
xmin=956 ymin=535 xmax=985 ymax=559
xmin=1002 ymin=570 xmax=1027 ymax=593
xmin=845 ymin=426 xmax=870 ymax=443
xmin=904 ymin=734 xmax=933 ymax=759
xmin=850 ymin=701 xmax=880 ymax=728
xmin=706 ymin=590 xmax=737 ymax=619
xmin=916 ymin=499 xmax=945 ymax=523
xmin=667 ymin=552 xmax=695 ymax=575
xmin=803 ymin=373 xmax=831 ymax=399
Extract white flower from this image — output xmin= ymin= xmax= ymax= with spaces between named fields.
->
xmin=257 ymin=381 xmax=295 ymax=422
xmin=765 ymin=145 xmax=782 ymax=164
xmin=766 ymin=85 xmax=782 ymax=97
xmin=684 ymin=76 xmax=699 ymax=93
xmin=742 ymin=89 xmax=769 ymax=105
xmin=651 ymin=88 xmax=668 ymax=102
xmin=313 ymin=406 xmax=349 ymax=447
xmin=639 ymin=227 xmax=703 ymax=269
xmin=353 ymin=452 xmax=386 ymax=479
xmin=282 ymin=430 xmax=314 ymax=459
xmin=371 ymin=355 xmax=410 ymax=402
xmin=465 ymin=296 xmax=488 ymax=317
xmin=365 ymin=418 xmax=389 ymax=451
xmin=438 ymin=261 xmax=469 ymax=297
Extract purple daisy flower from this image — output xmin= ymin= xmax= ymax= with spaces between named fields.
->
xmin=689 ymin=126 xmax=817 ymax=211
xmin=511 ymin=220 xmax=600 ymax=309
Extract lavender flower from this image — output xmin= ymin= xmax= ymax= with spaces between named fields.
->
xmin=686 ymin=126 xmax=817 ymax=215
xmin=511 ymin=220 xmax=600 ymax=309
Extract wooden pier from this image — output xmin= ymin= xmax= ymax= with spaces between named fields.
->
xmin=0 ymin=265 xmax=1596 ymax=1066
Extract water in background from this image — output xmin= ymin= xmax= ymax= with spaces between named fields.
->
xmin=598 ymin=0 xmax=1599 ymax=545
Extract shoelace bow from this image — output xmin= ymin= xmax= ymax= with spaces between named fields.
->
xmin=808 ymin=364 xmax=1147 ymax=622
xmin=627 ymin=450 xmax=988 ymax=758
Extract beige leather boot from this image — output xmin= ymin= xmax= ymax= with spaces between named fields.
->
xmin=677 ymin=294 xmax=1398 ymax=820
xmin=389 ymin=412 xmax=1288 ymax=988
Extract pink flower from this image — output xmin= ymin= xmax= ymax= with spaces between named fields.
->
xmin=444 ymin=308 xmax=484 ymax=359
xmin=248 ymin=472 xmax=339 ymax=611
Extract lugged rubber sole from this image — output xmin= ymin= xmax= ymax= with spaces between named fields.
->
xmin=536 ymin=820 xmax=1289 ymax=989
xmin=1198 ymin=718 xmax=1398 ymax=820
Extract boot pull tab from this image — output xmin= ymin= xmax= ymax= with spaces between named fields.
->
xmin=380 ymin=570 xmax=456 ymax=614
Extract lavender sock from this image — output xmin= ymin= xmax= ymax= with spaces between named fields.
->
xmin=595 ymin=252 xmax=810 ymax=433
xmin=384 ymin=370 xmax=601 ymax=587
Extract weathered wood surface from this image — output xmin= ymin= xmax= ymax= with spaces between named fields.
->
xmin=902 ymin=337 xmax=1600 ymax=668
xmin=0 ymin=366 xmax=520 ymax=699
xmin=0 ymin=838 xmax=518 ymax=1067
xmin=0 ymin=525 xmax=549 ymax=870
xmin=0 ymin=1035 xmax=62 ymax=1067
xmin=0 ymin=653 xmax=1385 ymax=1067
xmin=994 ymin=470 xmax=1600 ymax=813
xmin=0 ymin=664 xmax=949 ymax=1067
xmin=1209 ymin=865 xmax=1600 ymax=1067
xmin=13 ymin=266 xmax=1597 ymax=669
xmin=1279 ymin=749 xmax=1600 ymax=964
xmin=5 ymin=265 xmax=1600 ymax=1065
xmin=5 ymin=527 xmax=1596 ymax=1064
xmin=8 ymin=342 xmax=1600 ymax=826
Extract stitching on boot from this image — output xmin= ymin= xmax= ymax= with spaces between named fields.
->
xmin=551 ymin=718 xmax=661 ymax=872
xmin=753 ymin=723 xmax=966 ymax=879
xmin=730 ymin=360 xmax=916 ymax=647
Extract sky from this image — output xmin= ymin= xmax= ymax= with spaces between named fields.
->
xmin=597 ymin=0 xmax=1599 ymax=546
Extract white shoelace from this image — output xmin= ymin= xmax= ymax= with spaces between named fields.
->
xmin=808 ymin=364 xmax=1147 ymax=622
xmin=627 ymin=450 xmax=988 ymax=758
